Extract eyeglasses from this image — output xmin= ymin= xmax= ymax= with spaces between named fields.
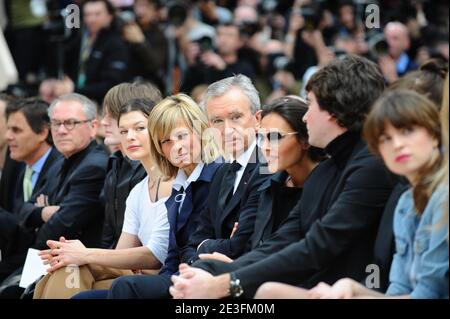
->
xmin=256 ymin=131 xmax=299 ymax=147
xmin=50 ymin=119 xmax=92 ymax=131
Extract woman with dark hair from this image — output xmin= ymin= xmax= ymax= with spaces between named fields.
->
xmin=255 ymin=90 xmax=448 ymax=299
xmin=198 ymin=95 xmax=325 ymax=263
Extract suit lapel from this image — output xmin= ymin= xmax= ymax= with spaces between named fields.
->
xmin=32 ymin=148 xmax=61 ymax=196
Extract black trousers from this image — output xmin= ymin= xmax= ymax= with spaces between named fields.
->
xmin=0 ymin=267 xmax=25 ymax=299
xmin=108 ymin=274 xmax=172 ymax=299
xmin=0 ymin=213 xmax=33 ymax=284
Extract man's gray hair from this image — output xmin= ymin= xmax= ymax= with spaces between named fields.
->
xmin=199 ymin=74 xmax=261 ymax=114
xmin=48 ymin=93 xmax=97 ymax=120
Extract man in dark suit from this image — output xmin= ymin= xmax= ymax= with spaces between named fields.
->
xmin=169 ymin=55 xmax=396 ymax=299
xmin=0 ymin=93 xmax=109 ymax=297
xmin=182 ymin=74 xmax=271 ymax=264
xmin=0 ymin=98 xmax=61 ymax=283
xmin=19 ymin=93 xmax=109 ymax=249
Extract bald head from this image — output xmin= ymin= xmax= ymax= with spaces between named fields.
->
xmin=234 ymin=5 xmax=258 ymax=25
xmin=385 ymin=22 xmax=410 ymax=58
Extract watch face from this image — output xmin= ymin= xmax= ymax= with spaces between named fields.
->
xmin=230 ymin=279 xmax=244 ymax=298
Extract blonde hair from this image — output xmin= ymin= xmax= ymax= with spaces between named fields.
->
xmin=147 ymin=93 xmax=222 ymax=179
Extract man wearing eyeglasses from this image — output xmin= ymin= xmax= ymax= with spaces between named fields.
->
xmin=0 ymin=93 xmax=109 ymax=298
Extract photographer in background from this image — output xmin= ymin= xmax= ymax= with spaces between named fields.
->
xmin=163 ymin=0 xmax=216 ymax=94
xmin=3 ymin=0 xmax=46 ymax=84
xmin=378 ymin=21 xmax=418 ymax=84
xmin=121 ymin=0 xmax=167 ymax=92
xmin=234 ymin=5 xmax=263 ymax=76
xmin=181 ymin=22 xmax=255 ymax=94
xmin=39 ymin=0 xmax=129 ymax=106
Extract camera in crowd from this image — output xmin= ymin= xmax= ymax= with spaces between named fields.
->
xmin=118 ymin=10 xmax=137 ymax=25
xmin=367 ymin=32 xmax=389 ymax=60
xmin=167 ymin=0 xmax=190 ymax=27
xmin=299 ymin=3 xmax=324 ymax=32
xmin=43 ymin=0 xmax=67 ymax=41
xmin=238 ymin=21 xmax=260 ymax=38
xmin=194 ymin=35 xmax=215 ymax=53
xmin=267 ymin=53 xmax=290 ymax=76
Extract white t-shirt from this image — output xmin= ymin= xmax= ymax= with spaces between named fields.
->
xmin=122 ymin=176 xmax=170 ymax=264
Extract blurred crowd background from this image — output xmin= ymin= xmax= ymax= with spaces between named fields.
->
xmin=0 ymin=0 xmax=449 ymax=107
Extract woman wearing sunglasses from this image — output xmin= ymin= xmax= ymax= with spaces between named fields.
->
xmin=250 ymin=96 xmax=325 ymax=249
xmin=256 ymin=90 xmax=448 ymax=299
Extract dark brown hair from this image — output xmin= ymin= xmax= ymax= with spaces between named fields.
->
xmin=305 ymin=55 xmax=385 ymax=132
xmin=364 ymin=90 xmax=442 ymax=215
xmin=5 ymin=98 xmax=52 ymax=145
xmin=261 ymin=96 xmax=325 ymax=162
xmin=103 ymin=82 xmax=162 ymax=120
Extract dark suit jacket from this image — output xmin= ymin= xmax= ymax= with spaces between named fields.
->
xmin=0 ymin=148 xmax=23 ymax=212
xmin=194 ymin=132 xmax=396 ymax=297
xmin=184 ymin=149 xmax=270 ymax=263
xmin=100 ymin=152 xmax=146 ymax=249
xmin=20 ymin=141 xmax=109 ymax=249
xmin=11 ymin=147 xmax=62 ymax=215
xmin=159 ymin=162 xmax=222 ymax=277
xmin=249 ymin=171 xmax=303 ymax=250
xmin=0 ymin=147 xmax=61 ymax=258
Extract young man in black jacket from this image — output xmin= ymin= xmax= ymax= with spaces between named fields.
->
xmin=169 ymin=55 xmax=396 ymax=299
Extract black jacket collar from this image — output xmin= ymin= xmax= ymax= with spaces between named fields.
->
xmin=325 ymin=131 xmax=362 ymax=169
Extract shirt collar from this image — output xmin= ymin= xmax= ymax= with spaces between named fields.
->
xmin=396 ymin=53 xmax=410 ymax=74
xmin=30 ymin=147 xmax=52 ymax=174
xmin=234 ymin=141 xmax=256 ymax=171
xmin=172 ymin=162 xmax=205 ymax=191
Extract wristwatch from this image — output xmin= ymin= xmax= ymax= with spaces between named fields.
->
xmin=229 ymin=272 xmax=244 ymax=298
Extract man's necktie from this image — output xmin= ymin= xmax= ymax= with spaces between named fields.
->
xmin=23 ymin=166 xmax=34 ymax=202
xmin=218 ymin=161 xmax=242 ymax=209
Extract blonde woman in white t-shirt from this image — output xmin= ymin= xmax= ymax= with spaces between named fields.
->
xmin=34 ymin=98 xmax=173 ymax=299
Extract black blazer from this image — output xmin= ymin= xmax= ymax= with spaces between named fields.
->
xmin=100 ymin=152 xmax=146 ymax=249
xmin=0 ymin=148 xmax=23 ymax=212
xmin=20 ymin=141 xmax=109 ymax=249
xmin=160 ymin=162 xmax=223 ymax=277
xmin=184 ymin=148 xmax=270 ymax=263
xmin=193 ymin=132 xmax=396 ymax=297
xmin=12 ymin=147 xmax=62 ymax=215
xmin=249 ymin=171 xmax=303 ymax=250
xmin=0 ymin=147 xmax=61 ymax=258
